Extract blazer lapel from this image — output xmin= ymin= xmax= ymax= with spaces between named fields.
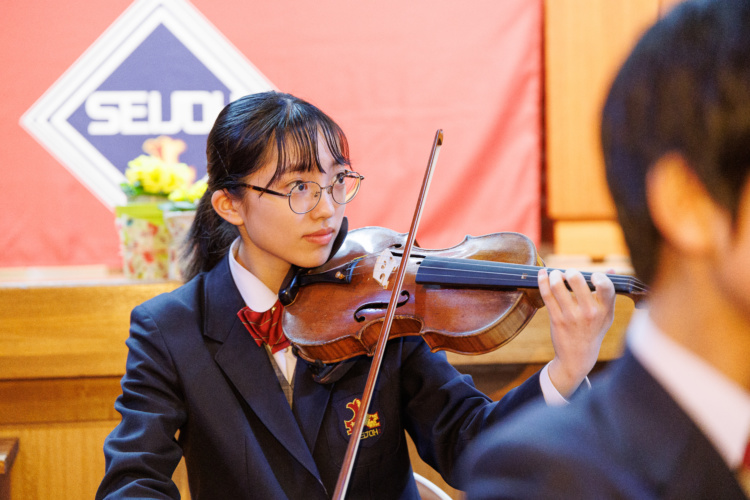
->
xmin=293 ymin=359 xmax=335 ymax=453
xmin=202 ymin=257 xmax=323 ymax=484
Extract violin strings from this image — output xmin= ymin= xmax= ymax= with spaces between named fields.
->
xmin=415 ymin=255 xmax=634 ymax=279
xmin=343 ymin=254 xmax=647 ymax=290
xmin=417 ymin=257 xmax=648 ymax=292
xmin=416 ymin=266 xmax=647 ymax=292
xmin=419 ymin=256 xmax=648 ymax=291
xmin=337 ymin=254 xmax=647 ymax=293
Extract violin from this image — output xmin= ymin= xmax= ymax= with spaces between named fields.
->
xmin=279 ymin=225 xmax=647 ymax=365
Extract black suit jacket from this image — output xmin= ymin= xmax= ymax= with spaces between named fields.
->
xmin=459 ymin=350 xmax=747 ymax=499
xmin=97 ymin=254 xmax=543 ymax=499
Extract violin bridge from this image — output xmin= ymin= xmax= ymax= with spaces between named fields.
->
xmin=373 ymin=248 xmax=397 ymax=289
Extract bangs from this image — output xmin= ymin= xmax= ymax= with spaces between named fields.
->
xmin=264 ymin=112 xmax=351 ymax=188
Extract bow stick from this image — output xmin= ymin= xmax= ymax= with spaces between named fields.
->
xmin=332 ymin=129 xmax=444 ymax=499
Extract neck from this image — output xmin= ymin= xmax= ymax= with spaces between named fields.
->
xmin=235 ymin=240 xmax=291 ymax=293
xmin=649 ymin=268 xmax=750 ymax=392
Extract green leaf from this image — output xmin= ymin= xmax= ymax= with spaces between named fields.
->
xmin=158 ymin=200 xmax=197 ymax=212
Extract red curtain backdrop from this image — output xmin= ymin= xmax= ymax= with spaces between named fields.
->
xmin=0 ymin=0 xmax=541 ymax=268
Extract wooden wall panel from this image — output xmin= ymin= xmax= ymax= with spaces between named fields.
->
xmin=0 ymin=424 xmax=191 ymax=500
xmin=544 ymin=0 xmax=660 ymax=255
xmin=544 ymin=0 xmax=688 ymax=257
xmin=0 ymin=423 xmax=113 ymax=500
xmin=545 ymin=0 xmax=659 ymax=220
xmin=553 ymin=221 xmax=628 ymax=259
xmin=0 ymin=282 xmax=177 ymax=380
xmin=0 ymin=376 xmax=191 ymax=500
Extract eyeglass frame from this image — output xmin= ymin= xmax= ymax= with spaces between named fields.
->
xmin=236 ymin=170 xmax=365 ymax=214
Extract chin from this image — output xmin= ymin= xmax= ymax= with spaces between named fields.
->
xmin=294 ymin=247 xmax=332 ymax=269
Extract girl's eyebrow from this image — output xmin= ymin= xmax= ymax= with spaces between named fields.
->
xmin=275 ymin=172 xmax=306 ymax=186
xmin=326 ymin=158 xmax=348 ymax=171
xmin=274 ymin=157 xmax=345 ymax=184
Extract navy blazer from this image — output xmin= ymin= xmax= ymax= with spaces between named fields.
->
xmin=459 ymin=350 xmax=747 ymax=499
xmin=97 ymin=255 xmax=543 ymax=499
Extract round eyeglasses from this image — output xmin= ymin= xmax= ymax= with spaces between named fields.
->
xmin=238 ymin=170 xmax=365 ymax=214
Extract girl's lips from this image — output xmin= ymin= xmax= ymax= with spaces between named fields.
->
xmin=304 ymin=228 xmax=335 ymax=245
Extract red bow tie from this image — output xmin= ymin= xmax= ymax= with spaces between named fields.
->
xmin=237 ymin=300 xmax=290 ymax=354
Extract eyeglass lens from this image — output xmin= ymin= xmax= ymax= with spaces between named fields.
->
xmin=289 ymin=172 xmax=361 ymax=214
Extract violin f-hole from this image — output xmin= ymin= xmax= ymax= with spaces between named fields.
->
xmin=353 ymin=290 xmax=410 ymax=323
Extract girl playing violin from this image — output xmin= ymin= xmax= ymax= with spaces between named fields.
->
xmin=96 ymin=91 xmax=616 ymax=499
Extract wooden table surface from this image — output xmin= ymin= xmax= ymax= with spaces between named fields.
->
xmin=0 ymin=272 xmax=636 ymax=380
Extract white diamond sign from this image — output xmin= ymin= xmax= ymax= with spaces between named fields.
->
xmin=21 ymin=0 xmax=275 ymax=208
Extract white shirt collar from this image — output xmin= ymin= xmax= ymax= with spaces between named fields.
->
xmin=227 ymin=238 xmax=278 ymax=312
xmin=627 ymin=308 xmax=750 ymax=468
xmin=227 ymin=238 xmax=295 ymax=383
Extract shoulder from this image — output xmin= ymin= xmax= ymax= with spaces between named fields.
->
xmin=131 ymin=274 xmax=205 ymax=331
xmin=134 ymin=256 xmax=237 ymax=326
xmin=123 ymin=276 xmax=207 ymax=362
xmin=460 ymin=395 xmax=625 ymax=498
xmin=128 ymin=261 xmax=235 ymax=347
xmin=122 ymin=263 xmax=242 ymax=369
xmin=467 ymin=392 xmax=606 ymax=458
xmin=459 ymin=357 xmax=657 ymax=499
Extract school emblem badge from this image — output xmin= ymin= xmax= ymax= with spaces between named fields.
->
xmin=344 ymin=398 xmax=382 ymax=440
xmin=21 ymin=0 xmax=274 ymax=208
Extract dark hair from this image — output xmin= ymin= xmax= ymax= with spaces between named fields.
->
xmin=601 ymin=0 xmax=750 ymax=284
xmin=182 ymin=91 xmax=350 ymax=281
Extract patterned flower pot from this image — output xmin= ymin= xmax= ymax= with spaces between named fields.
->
xmin=114 ymin=200 xmax=170 ymax=280
xmin=163 ymin=210 xmax=196 ymax=281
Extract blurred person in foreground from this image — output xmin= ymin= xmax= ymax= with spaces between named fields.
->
xmin=459 ymin=0 xmax=750 ymax=498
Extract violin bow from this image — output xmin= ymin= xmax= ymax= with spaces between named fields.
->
xmin=332 ymin=129 xmax=444 ymax=499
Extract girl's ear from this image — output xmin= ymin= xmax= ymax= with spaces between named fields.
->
xmin=211 ymin=189 xmax=244 ymax=226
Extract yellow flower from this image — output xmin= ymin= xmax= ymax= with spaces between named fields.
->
xmin=167 ymin=178 xmax=207 ymax=204
xmin=167 ymin=187 xmax=189 ymax=202
xmin=123 ymin=154 xmax=194 ymax=197
xmin=187 ymin=179 xmax=208 ymax=202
